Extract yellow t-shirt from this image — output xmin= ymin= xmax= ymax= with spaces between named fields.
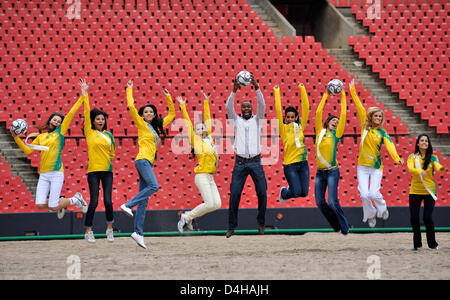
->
xmin=127 ymin=87 xmax=175 ymax=164
xmin=315 ymin=91 xmax=346 ymax=169
xmin=84 ymin=95 xmax=116 ymax=173
xmin=274 ymin=84 xmax=309 ymax=165
xmin=407 ymin=153 xmax=443 ymax=196
xmin=14 ymin=95 xmax=84 ymax=173
xmin=350 ymin=86 xmax=401 ymax=170
xmin=180 ymin=100 xmax=218 ymax=174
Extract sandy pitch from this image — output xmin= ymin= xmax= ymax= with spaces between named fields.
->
xmin=1 ymin=232 xmax=449 ymax=280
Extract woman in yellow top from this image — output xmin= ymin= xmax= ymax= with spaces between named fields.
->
xmin=350 ymin=79 xmax=404 ymax=228
xmin=120 ymin=79 xmax=175 ymax=249
xmin=407 ymin=134 xmax=446 ymax=250
xmin=273 ymin=83 xmax=310 ymax=204
xmin=176 ymin=92 xmax=221 ymax=233
xmin=80 ymin=79 xmax=116 ymax=243
xmin=314 ymin=85 xmax=349 ymax=235
xmin=10 ymin=79 xmax=88 ymax=219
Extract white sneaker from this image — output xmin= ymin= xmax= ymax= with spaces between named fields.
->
xmin=131 ymin=232 xmax=146 ymax=249
xmin=57 ymin=207 xmax=66 ymax=219
xmin=85 ymin=230 xmax=96 ymax=243
xmin=279 ymin=187 xmax=288 ymax=204
xmin=177 ymin=213 xmax=186 ymax=233
xmin=73 ymin=192 xmax=88 ymax=213
xmin=106 ymin=228 xmax=114 ymax=243
xmin=186 ymin=217 xmax=194 ymax=231
xmin=120 ymin=204 xmax=133 ymax=217
xmin=368 ymin=217 xmax=376 ymax=228
xmin=381 ymin=210 xmax=389 ymax=220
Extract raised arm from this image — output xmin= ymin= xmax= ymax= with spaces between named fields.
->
xmin=126 ymin=80 xmax=146 ymax=128
xmin=162 ymin=87 xmax=176 ymax=128
xmin=202 ymin=90 xmax=212 ymax=136
xmin=273 ymin=85 xmax=285 ymax=137
xmin=253 ymin=76 xmax=265 ymax=119
xmin=177 ymin=96 xmax=195 ymax=147
xmin=299 ymin=83 xmax=309 ymax=130
xmin=83 ymin=84 xmax=93 ymax=135
xmin=315 ymin=89 xmax=328 ymax=134
xmin=336 ymin=90 xmax=347 ymax=138
xmin=60 ymin=79 xmax=86 ymax=136
xmin=225 ymin=80 xmax=240 ymax=120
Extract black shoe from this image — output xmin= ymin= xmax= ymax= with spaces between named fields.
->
xmin=226 ymin=229 xmax=234 ymax=238
xmin=258 ymin=225 xmax=265 ymax=235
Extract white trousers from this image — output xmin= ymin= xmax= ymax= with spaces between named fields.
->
xmin=185 ymin=173 xmax=221 ymax=222
xmin=35 ymin=171 xmax=65 ymax=208
xmin=357 ymin=165 xmax=386 ymax=222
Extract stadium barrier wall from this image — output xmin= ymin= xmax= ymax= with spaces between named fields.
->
xmin=1 ymin=206 xmax=450 ymax=238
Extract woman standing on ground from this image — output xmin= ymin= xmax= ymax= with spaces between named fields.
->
xmin=407 ymin=134 xmax=446 ymax=250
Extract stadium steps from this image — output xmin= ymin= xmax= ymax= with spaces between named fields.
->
xmin=0 ymin=122 xmax=38 ymax=198
xmin=249 ymin=0 xmax=291 ymax=39
xmin=327 ymin=47 xmax=450 ymax=157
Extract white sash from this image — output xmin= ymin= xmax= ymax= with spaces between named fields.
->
xmin=317 ymin=129 xmax=331 ymax=168
xmin=360 ymin=128 xmax=374 ymax=160
xmin=414 ymin=154 xmax=437 ymax=201
xmin=96 ymin=130 xmax=112 ymax=152
xmin=25 ymin=133 xmax=49 ymax=151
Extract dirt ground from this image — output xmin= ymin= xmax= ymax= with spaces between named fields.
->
xmin=1 ymin=232 xmax=449 ymax=280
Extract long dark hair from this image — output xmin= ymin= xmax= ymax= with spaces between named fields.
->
xmin=36 ymin=112 xmax=65 ymax=132
xmin=138 ymin=104 xmax=166 ymax=140
xmin=414 ymin=134 xmax=433 ymax=170
xmin=90 ymin=108 xmax=108 ymax=131
xmin=284 ymin=106 xmax=300 ymax=124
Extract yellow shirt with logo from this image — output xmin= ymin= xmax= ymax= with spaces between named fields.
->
xmin=274 ymin=84 xmax=309 ymax=165
xmin=350 ymin=86 xmax=401 ymax=170
xmin=180 ymin=100 xmax=218 ymax=174
xmin=407 ymin=153 xmax=443 ymax=196
xmin=84 ymin=95 xmax=116 ymax=173
xmin=14 ymin=95 xmax=84 ymax=173
xmin=127 ymin=87 xmax=175 ymax=164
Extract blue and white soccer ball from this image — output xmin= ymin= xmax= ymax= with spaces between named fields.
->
xmin=11 ymin=119 xmax=28 ymax=135
xmin=327 ymin=79 xmax=344 ymax=95
xmin=236 ymin=70 xmax=252 ymax=86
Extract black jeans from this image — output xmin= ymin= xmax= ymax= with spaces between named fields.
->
xmin=84 ymin=171 xmax=114 ymax=228
xmin=228 ymin=157 xmax=267 ymax=230
xmin=409 ymin=194 xmax=438 ymax=249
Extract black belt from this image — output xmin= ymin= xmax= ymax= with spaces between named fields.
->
xmin=235 ymin=154 xmax=261 ymax=162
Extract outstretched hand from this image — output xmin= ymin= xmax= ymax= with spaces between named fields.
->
xmin=176 ymin=96 xmax=186 ymax=105
xmin=162 ymin=87 xmax=170 ymax=97
xmin=201 ymin=90 xmax=211 ymax=101
xmin=79 ymin=78 xmax=89 ymax=96
xmin=127 ymin=79 xmax=133 ymax=88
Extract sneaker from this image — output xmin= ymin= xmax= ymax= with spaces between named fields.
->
xmin=279 ymin=187 xmax=288 ymax=204
xmin=177 ymin=213 xmax=186 ymax=233
xmin=131 ymin=232 xmax=146 ymax=249
xmin=431 ymin=246 xmax=439 ymax=251
xmin=368 ymin=217 xmax=376 ymax=228
xmin=73 ymin=192 xmax=88 ymax=213
xmin=186 ymin=218 xmax=194 ymax=231
xmin=226 ymin=229 xmax=235 ymax=238
xmin=85 ymin=230 xmax=96 ymax=243
xmin=106 ymin=228 xmax=114 ymax=243
xmin=381 ymin=210 xmax=389 ymax=220
xmin=120 ymin=204 xmax=133 ymax=217
xmin=57 ymin=207 xmax=66 ymax=219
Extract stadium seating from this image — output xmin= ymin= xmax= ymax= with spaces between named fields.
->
xmin=347 ymin=0 xmax=449 ymax=134
xmin=0 ymin=0 xmax=447 ymax=214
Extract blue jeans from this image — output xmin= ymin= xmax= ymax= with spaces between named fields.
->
xmin=125 ymin=159 xmax=159 ymax=235
xmin=281 ymin=161 xmax=310 ymax=199
xmin=228 ymin=158 xmax=267 ymax=230
xmin=314 ymin=168 xmax=349 ymax=234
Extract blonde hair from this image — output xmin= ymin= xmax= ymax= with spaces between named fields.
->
xmin=365 ymin=107 xmax=384 ymax=129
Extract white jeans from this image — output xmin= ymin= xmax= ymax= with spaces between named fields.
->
xmin=35 ymin=171 xmax=65 ymax=208
xmin=357 ymin=165 xmax=386 ymax=222
xmin=185 ymin=173 xmax=221 ymax=222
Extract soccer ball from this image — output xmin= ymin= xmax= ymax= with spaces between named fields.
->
xmin=327 ymin=79 xmax=344 ymax=95
xmin=236 ymin=70 xmax=252 ymax=86
xmin=11 ymin=119 xmax=28 ymax=135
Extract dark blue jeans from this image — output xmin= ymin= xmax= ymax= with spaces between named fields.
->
xmin=315 ymin=168 xmax=349 ymax=234
xmin=281 ymin=161 xmax=310 ymax=199
xmin=228 ymin=158 xmax=267 ymax=230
